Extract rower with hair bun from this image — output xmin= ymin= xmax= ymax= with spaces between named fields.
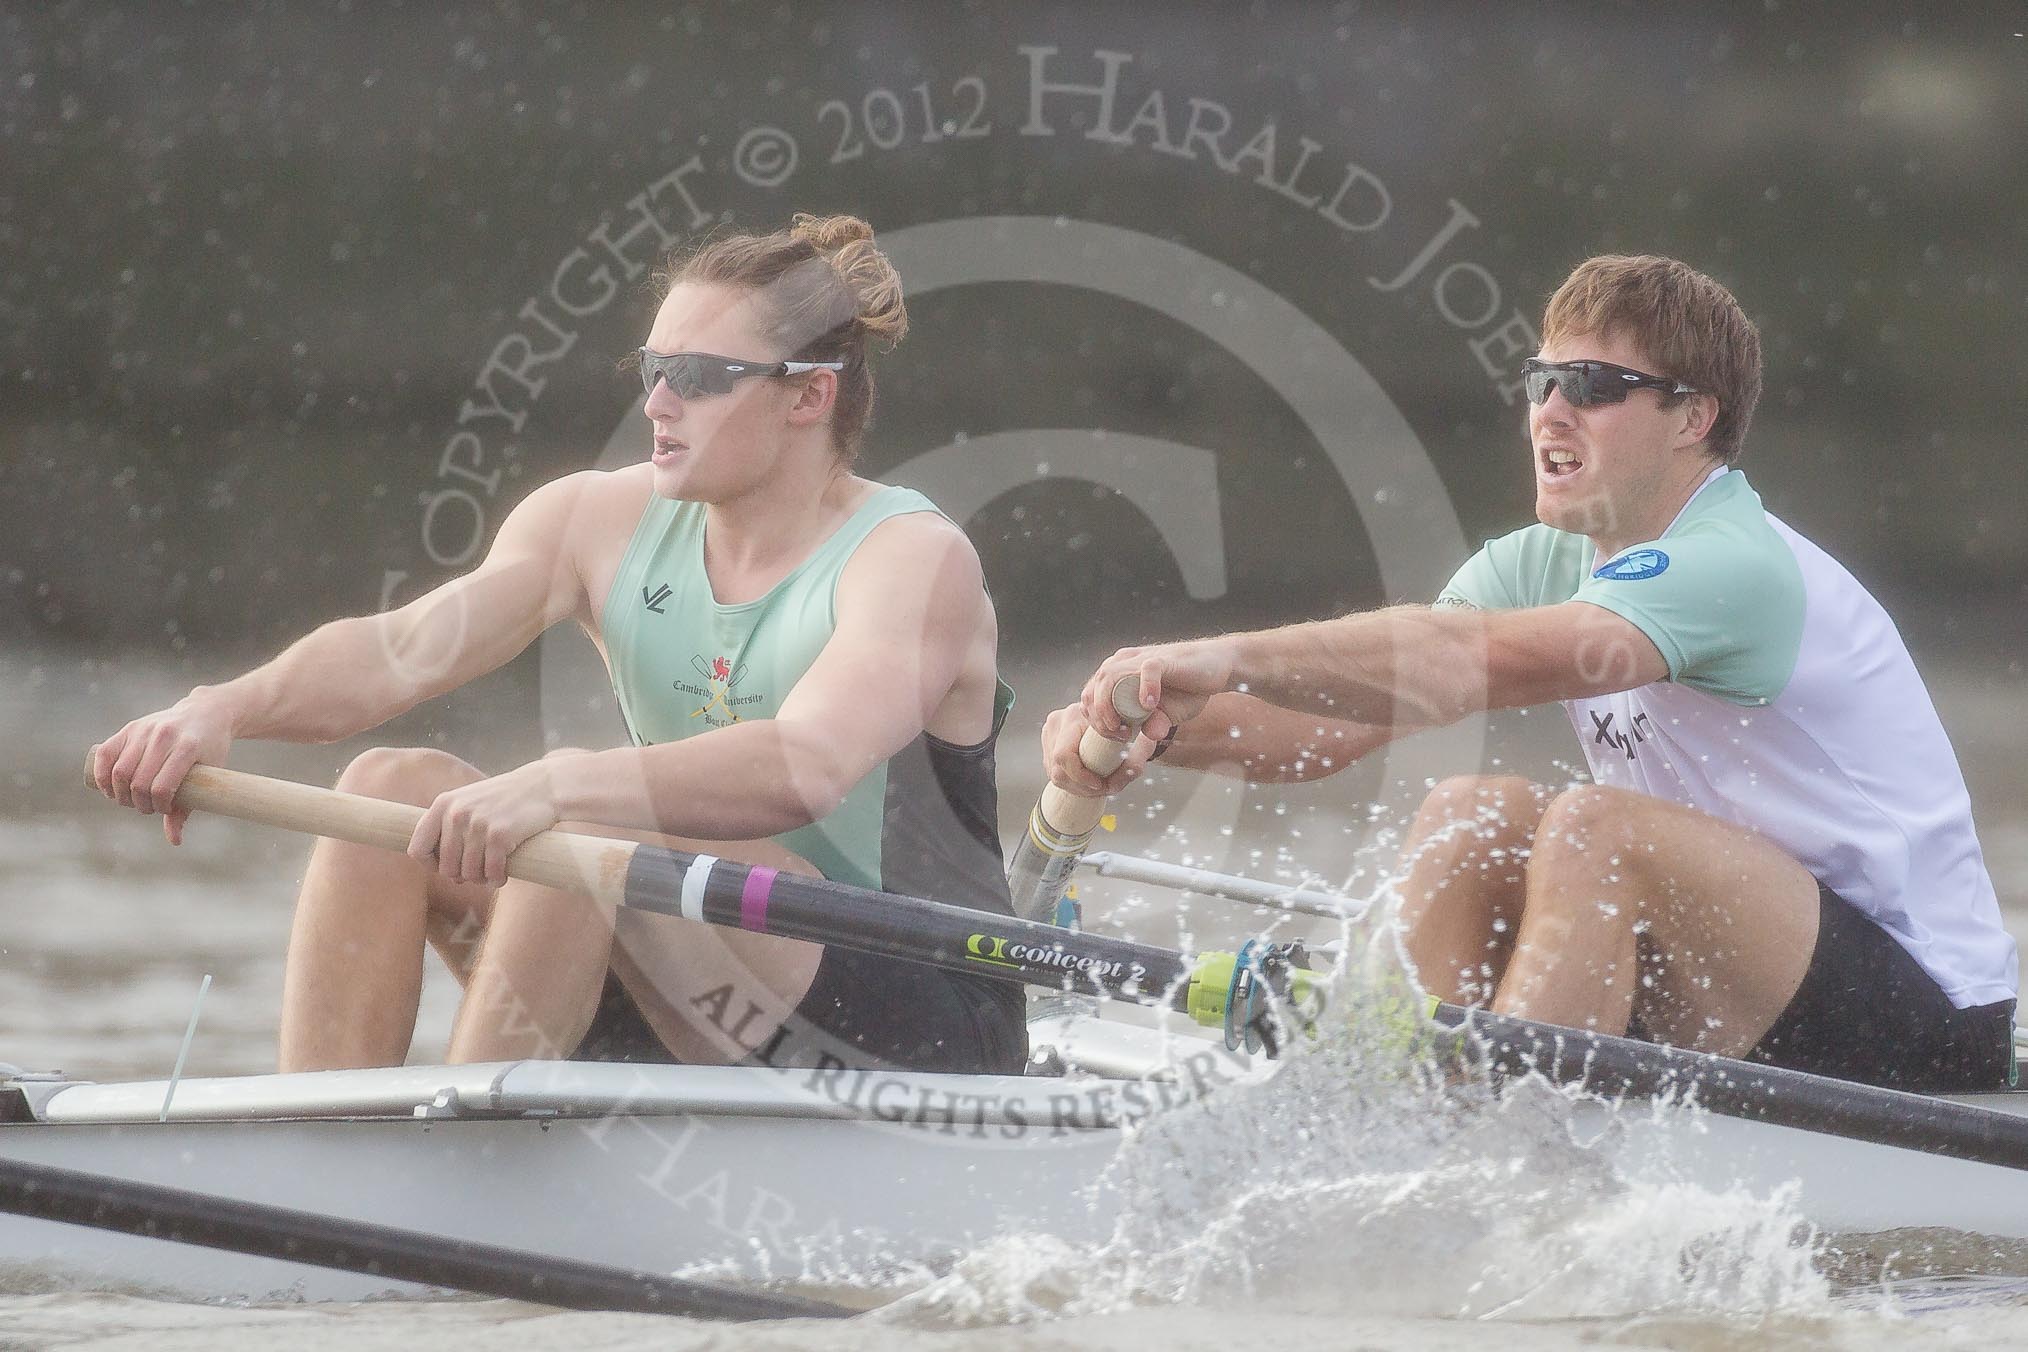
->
xmin=89 ymin=213 xmax=1028 ymax=1076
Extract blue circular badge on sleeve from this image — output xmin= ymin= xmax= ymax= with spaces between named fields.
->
xmin=1594 ymin=548 xmax=1671 ymax=580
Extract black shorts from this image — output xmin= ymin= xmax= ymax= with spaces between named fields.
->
xmin=1740 ymin=883 xmax=2015 ymax=1092
xmin=570 ymin=945 xmax=1030 ymax=1076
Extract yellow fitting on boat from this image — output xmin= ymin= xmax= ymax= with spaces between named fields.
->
xmin=1185 ymin=950 xmax=1325 ymax=1043
xmin=1186 ymin=951 xmax=1238 ymax=1029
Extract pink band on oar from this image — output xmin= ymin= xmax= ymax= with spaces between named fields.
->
xmin=739 ymin=867 xmax=778 ymax=932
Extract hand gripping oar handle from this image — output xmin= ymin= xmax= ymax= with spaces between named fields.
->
xmin=155 ymin=761 xmax=640 ymax=907
xmin=1006 ymin=674 xmax=1151 ymax=924
xmin=141 ymin=761 xmax=1289 ymax=1029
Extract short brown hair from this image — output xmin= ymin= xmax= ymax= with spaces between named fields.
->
xmin=661 ymin=213 xmax=908 ymax=462
xmin=1542 ymin=255 xmax=1762 ymax=463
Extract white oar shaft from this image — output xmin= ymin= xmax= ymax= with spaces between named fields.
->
xmin=164 ymin=764 xmax=637 ymax=907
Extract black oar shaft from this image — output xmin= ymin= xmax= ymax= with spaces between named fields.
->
xmin=1444 ymin=1003 xmax=2028 ymax=1172
xmin=0 ymin=1155 xmax=848 ymax=1320
xmin=623 ymin=847 xmax=1196 ymax=1007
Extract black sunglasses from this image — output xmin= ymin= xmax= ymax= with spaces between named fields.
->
xmin=1522 ymin=358 xmax=1697 ymax=408
xmin=636 ymin=349 xmax=844 ymax=400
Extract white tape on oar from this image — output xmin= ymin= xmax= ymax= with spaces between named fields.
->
xmin=680 ymin=856 xmax=717 ymax=923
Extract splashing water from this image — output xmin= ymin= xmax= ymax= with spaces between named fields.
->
xmin=886 ymin=927 xmax=1831 ymax=1328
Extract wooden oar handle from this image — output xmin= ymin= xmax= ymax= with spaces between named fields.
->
xmin=151 ymin=762 xmax=638 ymax=906
xmin=1036 ymin=674 xmax=1150 ymax=838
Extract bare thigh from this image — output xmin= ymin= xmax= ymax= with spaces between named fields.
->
xmin=328 ymin=747 xmax=822 ymax=1065
xmin=1395 ymin=774 xmax=1557 ymax=1005
xmin=1512 ymin=784 xmax=1820 ymax=1054
xmin=553 ymin=820 xmax=826 ymax=1065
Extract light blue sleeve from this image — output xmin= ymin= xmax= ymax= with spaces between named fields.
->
xmin=1574 ymin=528 xmax=1805 ymax=706
xmin=1435 ymin=544 xmax=1513 ymax=611
xmin=1435 ymin=524 xmax=1583 ymax=612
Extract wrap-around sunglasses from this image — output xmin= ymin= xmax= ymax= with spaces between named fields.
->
xmin=1522 ymin=357 xmax=1697 ymax=407
xmin=636 ymin=348 xmax=844 ymax=400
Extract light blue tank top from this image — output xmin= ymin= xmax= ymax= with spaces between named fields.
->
xmin=599 ymin=484 xmax=1015 ymax=907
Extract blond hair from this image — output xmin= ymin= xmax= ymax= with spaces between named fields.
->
xmin=1542 ymin=255 xmax=1763 ymax=463
xmin=662 ymin=213 xmax=909 ymax=461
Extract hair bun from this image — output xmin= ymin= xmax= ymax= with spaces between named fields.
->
xmin=790 ymin=212 xmax=875 ymax=252
xmin=791 ymin=213 xmax=908 ymax=350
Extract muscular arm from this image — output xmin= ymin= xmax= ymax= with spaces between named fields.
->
xmin=1080 ymin=600 xmax=1667 ymax=750
xmin=1226 ymin=601 xmax=1666 ymax=725
xmin=550 ymin=513 xmax=992 ymax=839
xmin=90 ymin=472 xmax=595 ymax=829
xmin=1161 ymin=691 xmax=1400 ymax=783
xmin=212 ymin=473 xmax=594 ymax=742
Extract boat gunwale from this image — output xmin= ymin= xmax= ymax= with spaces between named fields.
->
xmin=10 ymin=1059 xmax=1143 ymax=1130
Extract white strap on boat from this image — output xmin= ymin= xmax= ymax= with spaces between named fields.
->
xmin=680 ymin=855 xmax=717 ymax=923
xmin=158 ymin=973 xmax=212 ymax=1122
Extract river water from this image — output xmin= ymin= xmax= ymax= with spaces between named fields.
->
xmin=4 ymin=629 xmax=2027 ymax=1349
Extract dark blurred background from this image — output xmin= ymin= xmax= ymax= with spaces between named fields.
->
xmin=3 ymin=0 xmax=2024 ymax=751
xmin=4 ymin=1 xmax=2026 ymax=1075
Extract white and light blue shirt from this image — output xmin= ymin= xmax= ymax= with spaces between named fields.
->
xmin=1439 ymin=467 xmax=2015 ymax=1009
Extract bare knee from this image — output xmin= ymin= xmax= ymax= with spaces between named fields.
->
xmin=1523 ymin=786 xmax=1661 ymax=921
xmin=1399 ymin=777 xmax=1543 ymax=919
xmin=330 ymin=748 xmax=492 ymax=908
xmin=335 ymin=746 xmax=484 ymax=804
xmin=1417 ymin=774 xmax=1541 ymax=816
xmin=1408 ymin=775 xmax=1549 ymax=851
xmin=1530 ymin=784 xmax=1642 ymax=859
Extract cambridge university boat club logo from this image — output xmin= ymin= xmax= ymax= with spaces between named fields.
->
xmin=674 ymin=654 xmax=757 ymax=727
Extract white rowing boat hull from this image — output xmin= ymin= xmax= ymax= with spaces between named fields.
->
xmin=0 ymin=1060 xmax=1132 ymax=1303
xmin=6 ymin=1056 xmax=2028 ymax=1304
